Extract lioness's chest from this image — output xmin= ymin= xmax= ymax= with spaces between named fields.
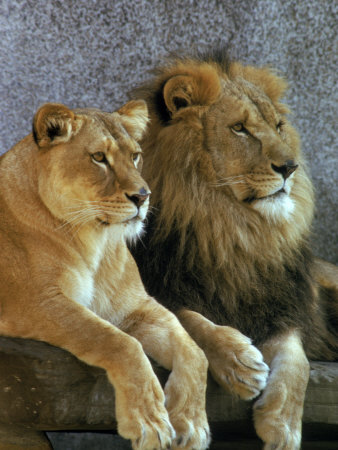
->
xmin=59 ymin=236 xmax=134 ymax=324
xmin=61 ymin=265 xmax=96 ymax=309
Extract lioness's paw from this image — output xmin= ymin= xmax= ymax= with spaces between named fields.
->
xmin=253 ymin=381 xmax=302 ymax=450
xmin=206 ymin=326 xmax=269 ymax=400
xmin=115 ymin=376 xmax=175 ymax=450
xmin=132 ymin=415 xmax=175 ymax=450
xmin=170 ymin=415 xmax=210 ymax=450
xmin=165 ymin=373 xmax=210 ymax=450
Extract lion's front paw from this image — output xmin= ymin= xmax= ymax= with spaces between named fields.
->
xmin=253 ymin=381 xmax=302 ymax=450
xmin=115 ymin=376 xmax=175 ymax=450
xmin=206 ymin=326 xmax=269 ymax=400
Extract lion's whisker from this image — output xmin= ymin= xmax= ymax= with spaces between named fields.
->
xmin=210 ymin=180 xmax=246 ymax=187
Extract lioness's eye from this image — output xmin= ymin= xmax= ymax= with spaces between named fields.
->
xmin=91 ymin=152 xmax=107 ymax=164
xmin=231 ymin=123 xmax=247 ymax=135
xmin=132 ymin=153 xmax=141 ymax=167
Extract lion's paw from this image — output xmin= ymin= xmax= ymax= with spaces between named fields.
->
xmin=206 ymin=326 xmax=269 ymax=400
xmin=253 ymin=381 xmax=302 ymax=450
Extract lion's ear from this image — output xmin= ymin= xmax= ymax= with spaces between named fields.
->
xmin=163 ymin=65 xmax=221 ymax=114
xmin=33 ymin=103 xmax=76 ymax=148
xmin=118 ymin=100 xmax=149 ymax=141
xmin=163 ymin=75 xmax=195 ymax=113
xmin=231 ymin=63 xmax=288 ymax=103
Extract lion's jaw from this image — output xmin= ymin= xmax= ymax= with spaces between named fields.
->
xmin=251 ymin=189 xmax=295 ymax=223
xmin=232 ymin=172 xmax=297 ymax=224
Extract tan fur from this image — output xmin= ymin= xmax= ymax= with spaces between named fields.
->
xmin=178 ymin=310 xmax=269 ymax=400
xmin=0 ymin=101 xmax=210 ymax=450
xmin=314 ymin=257 xmax=338 ymax=292
xmin=131 ymin=53 xmax=338 ymax=450
xmin=254 ymin=331 xmax=310 ymax=450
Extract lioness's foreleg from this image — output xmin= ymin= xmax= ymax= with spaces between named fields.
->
xmin=0 ymin=295 xmax=173 ymax=450
xmin=177 ymin=309 xmax=269 ymax=400
xmin=254 ymin=330 xmax=309 ymax=450
xmin=120 ymin=298 xmax=210 ymax=450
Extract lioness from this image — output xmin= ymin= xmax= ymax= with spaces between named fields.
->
xmin=0 ymin=101 xmax=210 ymax=450
xmin=131 ymin=50 xmax=338 ymax=449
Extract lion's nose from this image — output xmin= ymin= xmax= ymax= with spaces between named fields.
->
xmin=271 ymin=160 xmax=298 ymax=180
xmin=126 ymin=187 xmax=151 ymax=207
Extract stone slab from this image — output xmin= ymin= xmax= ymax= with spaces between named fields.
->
xmin=0 ymin=424 xmax=51 ymax=450
xmin=0 ymin=337 xmax=337 ymax=429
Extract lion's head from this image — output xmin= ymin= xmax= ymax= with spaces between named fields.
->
xmin=31 ymin=100 xmax=150 ymax=241
xmin=133 ymin=51 xmax=314 ymax=267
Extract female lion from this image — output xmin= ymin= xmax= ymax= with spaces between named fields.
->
xmin=0 ymin=100 xmax=210 ymax=450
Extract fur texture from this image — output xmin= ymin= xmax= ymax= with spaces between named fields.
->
xmin=0 ymin=101 xmax=210 ymax=450
xmin=131 ymin=50 xmax=338 ymax=449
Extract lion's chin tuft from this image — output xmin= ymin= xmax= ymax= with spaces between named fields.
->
xmin=252 ymin=193 xmax=295 ymax=223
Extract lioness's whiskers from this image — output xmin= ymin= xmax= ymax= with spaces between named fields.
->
xmin=56 ymin=205 xmax=102 ymax=231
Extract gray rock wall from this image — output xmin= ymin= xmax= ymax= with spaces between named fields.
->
xmin=0 ymin=0 xmax=337 ymax=263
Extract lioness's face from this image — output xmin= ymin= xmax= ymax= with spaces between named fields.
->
xmin=34 ymin=102 xmax=150 ymax=237
xmin=205 ymin=80 xmax=301 ymax=223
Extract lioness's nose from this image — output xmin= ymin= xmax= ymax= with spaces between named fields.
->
xmin=126 ymin=187 xmax=151 ymax=207
xmin=271 ymin=160 xmax=298 ymax=180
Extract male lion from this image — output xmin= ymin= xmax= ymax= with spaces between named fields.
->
xmin=0 ymin=101 xmax=210 ymax=450
xmin=131 ymin=50 xmax=338 ymax=449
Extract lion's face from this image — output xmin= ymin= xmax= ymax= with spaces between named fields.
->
xmin=137 ymin=57 xmax=313 ymax=236
xmin=205 ymin=79 xmax=301 ymax=223
xmin=33 ymin=101 xmax=150 ymax=238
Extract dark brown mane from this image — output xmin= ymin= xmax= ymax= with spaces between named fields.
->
xmin=130 ymin=50 xmax=338 ymax=361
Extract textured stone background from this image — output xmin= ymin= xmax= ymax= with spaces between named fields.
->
xmin=0 ymin=0 xmax=337 ymax=263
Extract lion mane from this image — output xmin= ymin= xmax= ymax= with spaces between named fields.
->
xmin=131 ymin=49 xmax=338 ymax=360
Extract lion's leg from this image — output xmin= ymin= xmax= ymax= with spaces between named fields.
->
xmin=120 ymin=298 xmax=210 ymax=450
xmin=0 ymin=295 xmax=173 ymax=450
xmin=314 ymin=258 xmax=338 ymax=322
xmin=177 ymin=309 xmax=269 ymax=400
xmin=313 ymin=257 xmax=338 ymax=292
xmin=254 ymin=330 xmax=309 ymax=450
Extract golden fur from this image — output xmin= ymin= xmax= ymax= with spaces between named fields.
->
xmin=0 ymin=101 xmax=210 ymax=450
xmin=131 ymin=51 xmax=338 ymax=450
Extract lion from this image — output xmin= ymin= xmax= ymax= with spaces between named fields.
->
xmin=0 ymin=101 xmax=211 ymax=450
xmin=130 ymin=50 xmax=338 ymax=449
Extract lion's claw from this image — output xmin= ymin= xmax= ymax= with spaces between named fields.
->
xmin=205 ymin=326 xmax=269 ymax=400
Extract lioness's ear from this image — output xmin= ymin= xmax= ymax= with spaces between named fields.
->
xmin=163 ymin=64 xmax=221 ymax=114
xmin=33 ymin=103 xmax=76 ymax=148
xmin=118 ymin=100 xmax=149 ymax=141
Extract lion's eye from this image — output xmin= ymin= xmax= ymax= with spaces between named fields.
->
xmin=231 ymin=123 xmax=247 ymax=135
xmin=132 ymin=153 xmax=141 ymax=167
xmin=91 ymin=152 xmax=107 ymax=164
xmin=276 ymin=121 xmax=284 ymax=134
